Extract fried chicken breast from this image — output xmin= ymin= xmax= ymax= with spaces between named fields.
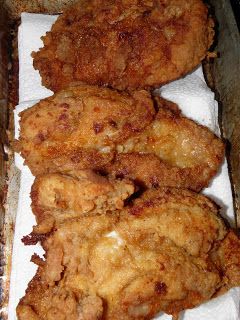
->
xmin=15 ymin=86 xmax=224 ymax=191
xmin=17 ymin=182 xmax=240 ymax=320
xmin=15 ymin=85 xmax=155 ymax=175
xmin=32 ymin=0 xmax=214 ymax=92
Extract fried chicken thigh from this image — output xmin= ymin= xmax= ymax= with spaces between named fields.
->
xmin=15 ymin=86 xmax=224 ymax=191
xmin=32 ymin=0 xmax=214 ymax=92
xmin=17 ymin=176 xmax=240 ymax=320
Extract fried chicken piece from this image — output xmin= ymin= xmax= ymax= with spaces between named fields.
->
xmin=17 ymin=187 xmax=240 ymax=320
xmin=30 ymin=170 xmax=134 ymax=234
xmin=15 ymin=85 xmax=155 ymax=176
xmin=211 ymin=230 xmax=240 ymax=294
xmin=106 ymin=98 xmax=225 ymax=191
xmin=32 ymin=0 xmax=214 ymax=92
xmin=15 ymin=87 xmax=224 ymax=191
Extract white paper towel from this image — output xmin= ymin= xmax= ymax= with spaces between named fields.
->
xmin=8 ymin=167 xmax=44 ymax=320
xmin=18 ymin=13 xmax=57 ymax=103
xmin=8 ymin=12 xmax=240 ymax=320
xmin=159 ymin=68 xmax=220 ymax=133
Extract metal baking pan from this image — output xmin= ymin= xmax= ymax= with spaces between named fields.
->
xmin=0 ymin=0 xmax=240 ymax=318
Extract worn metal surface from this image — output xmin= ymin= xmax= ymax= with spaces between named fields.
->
xmin=0 ymin=2 xmax=10 ymax=317
xmin=0 ymin=0 xmax=8 ymax=312
xmin=206 ymin=0 xmax=240 ymax=227
xmin=0 ymin=3 xmax=21 ymax=319
xmin=0 ymin=3 xmax=8 ymax=190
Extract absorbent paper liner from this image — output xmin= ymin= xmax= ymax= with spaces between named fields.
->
xmin=8 ymin=13 xmax=240 ymax=320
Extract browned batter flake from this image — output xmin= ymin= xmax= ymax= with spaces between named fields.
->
xmin=93 ymin=122 xmax=104 ymax=134
xmin=32 ymin=0 xmax=214 ymax=92
xmin=155 ymin=282 xmax=167 ymax=295
xmin=22 ymin=231 xmax=52 ymax=245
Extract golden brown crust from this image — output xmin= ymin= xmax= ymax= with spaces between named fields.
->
xmin=211 ymin=230 xmax=240 ymax=294
xmin=15 ymin=87 xmax=224 ymax=191
xmin=32 ymin=0 xmax=214 ymax=92
xmin=106 ymin=99 xmax=225 ymax=191
xmin=104 ymin=152 xmax=213 ymax=191
xmin=15 ymin=85 xmax=155 ymax=176
xmin=17 ymin=186 xmax=240 ymax=319
xmin=30 ymin=170 xmax=135 ymax=233
xmin=119 ymin=188 xmax=226 ymax=257
xmin=17 ymin=268 xmax=105 ymax=320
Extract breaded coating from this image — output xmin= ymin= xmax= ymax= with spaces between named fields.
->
xmin=30 ymin=170 xmax=134 ymax=234
xmin=106 ymin=98 xmax=224 ymax=191
xmin=15 ymin=85 xmax=155 ymax=176
xmin=15 ymin=87 xmax=224 ymax=191
xmin=17 ymin=187 xmax=240 ymax=320
xmin=32 ymin=0 xmax=214 ymax=92
xmin=211 ymin=230 xmax=240 ymax=294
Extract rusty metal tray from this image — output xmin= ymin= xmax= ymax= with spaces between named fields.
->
xmin=0 ymin=0 xmax=240 ymax=318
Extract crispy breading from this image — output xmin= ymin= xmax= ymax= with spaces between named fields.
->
xmin=15 ymin=87 xmax=224 ymax=191
xmin=211 ymin=230 xmax=240 ymax=295
xmin=30 ymin=170 xmax=134 ymax=234
xmin=106 ymin=98 xmax=225 ymax=191
xmin=32 ymin=0 xmax=214 ymax=92
xmin=15 ymin=85 xmax=155 ymax=176
xmin=17 ymin=186 xmax=240 ymax=320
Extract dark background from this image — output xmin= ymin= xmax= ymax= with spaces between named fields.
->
xmin=230 ymin=0 xmax=240 ymax=30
